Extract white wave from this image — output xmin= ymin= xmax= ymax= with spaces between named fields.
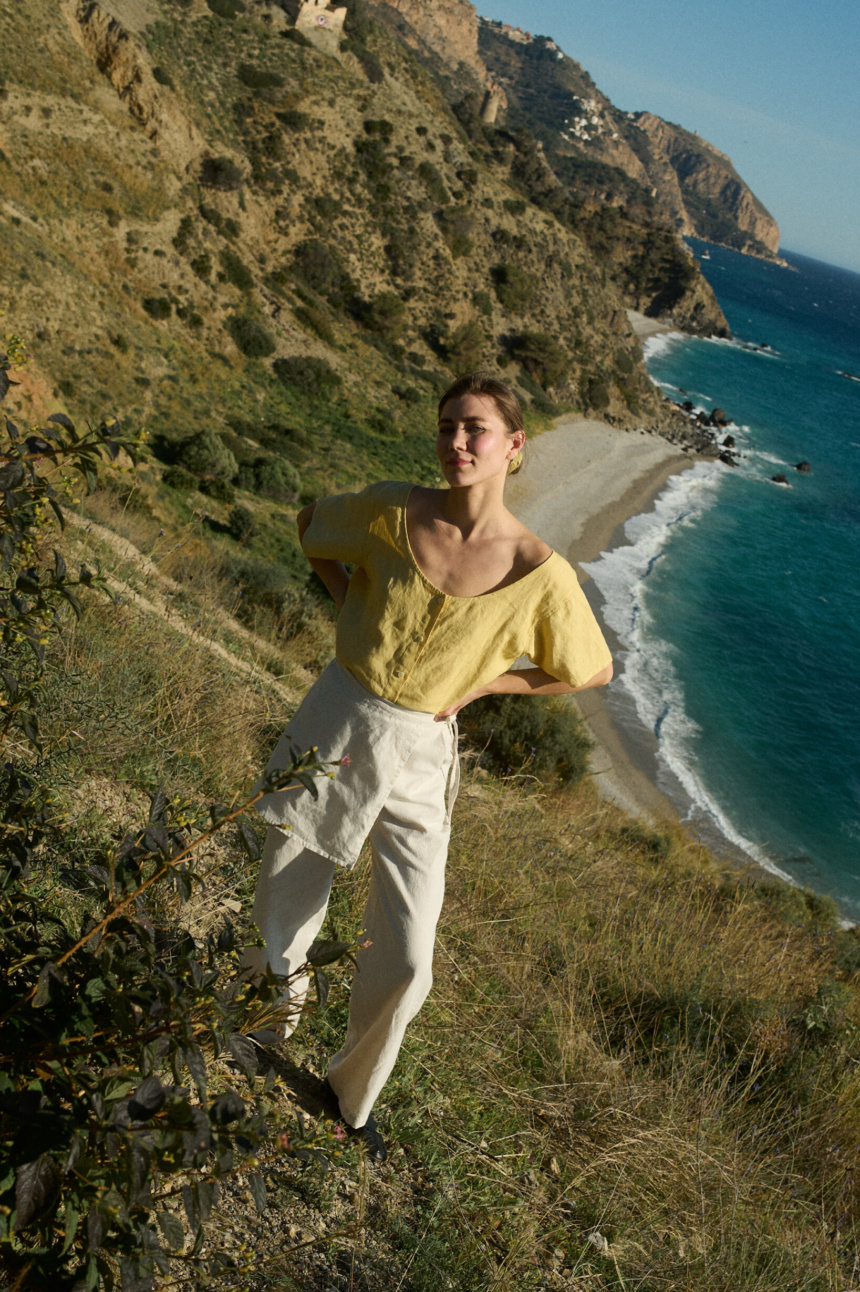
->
xmin=641 ymin=331 xmax=686 ymax=362
xmin=583 ymin=464 xmax=793 ymax=881
xmin=748 ymin=450 xmax=789 ymax=467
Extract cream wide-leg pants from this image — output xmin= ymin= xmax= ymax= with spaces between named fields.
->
xmin=245 ymin=661 xmax=460 ymax=1130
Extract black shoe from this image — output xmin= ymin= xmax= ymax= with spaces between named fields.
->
xmin=323 ymin=1080 xmax=387 ymax=1162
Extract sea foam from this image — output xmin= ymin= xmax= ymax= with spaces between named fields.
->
xmin=583 ymin=464 xmax=794 ymax=882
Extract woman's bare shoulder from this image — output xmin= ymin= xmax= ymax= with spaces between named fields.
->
xmin=506 ymin=513 xmax=553 ymax=565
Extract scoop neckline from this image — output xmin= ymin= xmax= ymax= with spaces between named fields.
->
xmin=401 ymin=484 xmax=556 ymax=601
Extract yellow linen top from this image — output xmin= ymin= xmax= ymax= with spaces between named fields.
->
xmin=302 ymin=481 xmax=612 ymax=714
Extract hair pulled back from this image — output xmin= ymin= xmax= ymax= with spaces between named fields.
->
xmin=437 ymin=373 xmax=526 ymax=475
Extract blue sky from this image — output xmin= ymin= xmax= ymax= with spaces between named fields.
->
xmin=480 ymin=1 xmax=860 ymax=274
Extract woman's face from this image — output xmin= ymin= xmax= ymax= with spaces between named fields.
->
xmin=436 ymin=394 xmax=524 ymax=487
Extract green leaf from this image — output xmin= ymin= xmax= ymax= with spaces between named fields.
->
xmin=156 ymin=1210 xmax=185 ymax=1251
xmin=306 ymin=938 xmax=351 ymax=967
xmin=14 ymin=1153 xmax=61 ymax=1230
xmin=248 ymin=1172 xmax=267 ymax=1215
xmin=62 ymin=1198 xmax=80 ymax=1253
xmin=236 ymin=819 xmax=261 ymax=861
xmin=313 ymin=967 xmax=330 ymax=1008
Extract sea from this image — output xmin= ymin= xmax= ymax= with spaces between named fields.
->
xmin=583 ymin=240 xmax=860 ymax=921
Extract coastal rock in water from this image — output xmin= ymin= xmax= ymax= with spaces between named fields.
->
xmin=719 ymin=451 xmax=738 ymax=467
xmin=710 ymin=408 xmax=728 ymax=427
xmin=722 ymin=434 xmax=736 ymax=448
xmin=771 ymin=473 xmax=790 ymax=485
xmin=795 ymin=460 xmax=811 ymax=473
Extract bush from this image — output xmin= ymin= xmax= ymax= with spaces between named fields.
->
xmin=459 ymin=694 xmax=593 ymax=785
xmin=248 ymin=455 xmax=301 ymax=502
xmin=227 ymin=313 xmax=276 ymax=358
xmin=190 ymin=250 xmax=212 ymax=279
xmin=220 ymin=248 xmax=254 ymax=290
xmin=237 ymin=62 xmax=284 ymax=89
xmin=273 ymin=355 xmax=342 ymax=399
xmin=228 ymin=503 xmax=255 ymax=542
xmin=179 ymin=428 xmax=238 ymax=481
xmin=142 ymin=296 xmax=172 ymax=320
xmin=200 ymin=475 xmax=236 ymax=503
xmin=293 ymin=304 xmax=335 ymax=346
xmin=445 ymin=319 xmax=486 ymax=371
xmin=162 ymin=463 xmax=198 ymax=491
xmin=276 ymin=108 xmax=309 ymax=131
xmin=416 ymin=160 xmax=448 ymax=205
xmin=152 ymin=64 xmax=175 ymax=88
xmin=291 ymin=240 xmax=354 ymax=307
xmin=205 ymin=0 xmax=245 ymax=15
xmin=362 ymin=291 xmax=407 ymax=341
xmin=199 ymin=155 xmax=243 ymax=191
xmin=491 ymin=263 xmax=537 ymax=312
xmin=363 ymin=118 xmax=394 ymax=143
xmin=510 ymin=331 xmax=569 ymax=387
xmin=436 ymin=206 xmax=474 ymax=258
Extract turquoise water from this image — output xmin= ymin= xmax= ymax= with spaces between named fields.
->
xmin=584 ymin=242 xmax=860 ymax=919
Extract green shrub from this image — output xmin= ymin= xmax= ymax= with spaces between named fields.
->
xmin=291 ymin=240 xmax=354 ymax=307
xmin=510 ymin=331 xmax=569 ymax=387
xmin=244 ymin=455 xmax=301 ymax=502
xmin=363 ymin=118 xmax=394 ymax=142
xmin=205 ymin=0 xmax=244 ymax=15
xmin=384 ymin=227 xmax=419 ymax=279
xmin=362 ymin=291 xmax=406 ymax=341
xmin=503 ymin=197 xmax=527 ymax=216
xmin=416 ymin=160 xmax=448 ymax=205
xmin=445 ymin=319 xmax=486 ymax=371
xmin=583 ymin=374 xmax=610 ymax=410
xmin=179 ymin=428 xmax=238 ymax=480
xmin=293 ymin=304 xmax=335 ymax=346
xmin=162 ymin=463 xmax=198 ymax=490
xmin=200 ymin=475 xmax=236 ymax=503
xmin=227 ymin=313 xmax=276 ymax=358
xmin=190 ymin=250 xmax=212 ymax=279
xmin=354 ymin=136 xmax=392 ymax=185
xmin=152 ymin=64 xmax=175 ymax=88
xmin=228 ymin=503 xmax=255 ymax=541
xmin=472 ymin=289 xmax=493 ymax=318
xmin=237 ymin=62 xmax=284 ymax=89
xmin=173 ymin=213 xmax=194 ymax=253
xmin=436 ymin=205 xmax=474 ymax=257
xmin=276 ymin=108 xmax=309 ymax=131
xmin=273 ymin=355 xmax=342 ymax=398
xmin=220 ymin=248 xmax=254 ymax=290
xmin=110 ymin=333 xmax=130 ymax=352
xmin=313 ymin=194 xmax=339 ymax=220
xmin=142 ymin=296 xmax=172 ymax=320
xmin=491 ymin=263 xmax=537 ymax=312
xmin=460 ymin=694 xmax=593 ymax=785
xmin=199 ymin=155 xmax=243 ymax=191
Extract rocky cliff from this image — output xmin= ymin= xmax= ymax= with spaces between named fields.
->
xmin=476 ymin=20 xmax=781 ymax=264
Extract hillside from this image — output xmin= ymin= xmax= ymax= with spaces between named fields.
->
xmin=476 ymin=18 xmax=782 ymax=263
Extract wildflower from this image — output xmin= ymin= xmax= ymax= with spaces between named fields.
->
xmin=334 ymin=1125 xmax=346 ymax=1141
xmin=340 ymin=754 xmax=352 ymax=766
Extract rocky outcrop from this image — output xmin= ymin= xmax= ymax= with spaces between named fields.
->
xmin=635 ymin=114 xmax=781 ymax=258
xmin=374 ymin=0 xmax=488 ymax=86
xmin=62 ymin=0 xmax=207 ymax=170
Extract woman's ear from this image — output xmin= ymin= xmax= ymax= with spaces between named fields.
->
xmin=509 ymin=429 xmax=525 ymax=456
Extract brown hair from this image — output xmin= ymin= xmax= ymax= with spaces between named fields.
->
xmin=437 ymin=372 xmax=526 ymax=475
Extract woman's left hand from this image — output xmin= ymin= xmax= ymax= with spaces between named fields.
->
xmin=434 ymin=687 xmax=486 ymax=721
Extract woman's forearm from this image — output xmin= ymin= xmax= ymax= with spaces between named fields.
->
xmin=434 ymin=663 xmax=612 ymax=720
xmin=487 ymin=663 xmax=613 ymax=696
xmin=308 ymin=557 xmax=350 ymax=609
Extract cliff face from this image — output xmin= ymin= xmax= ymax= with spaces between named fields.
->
xmin=477 ymin=21 xmax=781 ymax=263
xmin=635 ymin=114 xmax=781 ymax=257
xmin=373 ymin=0 xmax=488 ymax=85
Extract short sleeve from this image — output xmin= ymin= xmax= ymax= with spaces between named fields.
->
xmin=528 ymin=582 xmax=612 ymax=690
xmin=301 ymin=489 xmax=373 ymax=566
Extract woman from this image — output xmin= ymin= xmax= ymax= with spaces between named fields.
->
xmin=246 ymin=373 xmax=612 ymax=1160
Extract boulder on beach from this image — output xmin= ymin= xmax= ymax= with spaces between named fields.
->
xmin=795 ymin=460 xmax=811 ymax=473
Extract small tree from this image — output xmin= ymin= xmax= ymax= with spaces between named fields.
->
xmin=178 ymin=429 xmax=238 ymax=482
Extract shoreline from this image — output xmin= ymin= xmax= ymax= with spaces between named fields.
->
xmin=506 ymin=409 xmax=775 ymax=887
